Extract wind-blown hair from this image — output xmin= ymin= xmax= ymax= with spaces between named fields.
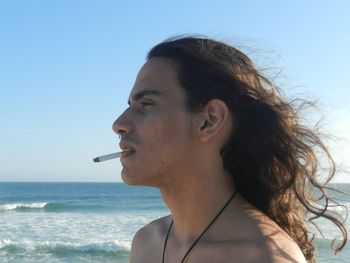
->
xmin=147 ymin=36 xmax=348 ymax=262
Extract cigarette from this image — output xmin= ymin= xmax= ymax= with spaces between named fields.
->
xmin=93 ymin=152 xmax=122 ymax=162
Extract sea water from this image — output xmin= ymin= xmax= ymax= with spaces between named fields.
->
xmin=0 ymin=182 xmax=349 ymax=263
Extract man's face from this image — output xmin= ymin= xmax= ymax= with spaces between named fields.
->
xmin=112 ymin=58 xmax=199 ymax=186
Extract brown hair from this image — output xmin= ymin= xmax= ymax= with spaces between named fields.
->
xmin=147 ymin=36 xmax=348 ymax=262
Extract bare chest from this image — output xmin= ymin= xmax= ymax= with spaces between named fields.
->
xmin=134 ymin=240 xmax=271 ymax=263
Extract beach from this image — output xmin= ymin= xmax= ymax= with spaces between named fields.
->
xmin=0 ymin=182 xmax=349 ymax=262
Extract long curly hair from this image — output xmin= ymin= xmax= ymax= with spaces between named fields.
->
xmin=147 ymin=36 xmax=348 ymax=262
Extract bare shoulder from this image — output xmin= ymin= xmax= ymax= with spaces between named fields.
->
xmin=221 ymin=199 xmax=308 ymax=263
xmin=253 ymin=212 xmax=307 ymax=263
xmin=264 ymin=233 xmax=307 ymax=263
xmin=130 ymin=215 xmax=171 ymax=263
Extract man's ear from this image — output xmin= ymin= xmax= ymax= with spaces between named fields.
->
xmin=197 ymin=99 xmax=231 ymax=143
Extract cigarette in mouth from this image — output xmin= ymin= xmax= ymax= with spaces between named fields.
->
xmin=93 ymin=152 xmax=122 ymax=162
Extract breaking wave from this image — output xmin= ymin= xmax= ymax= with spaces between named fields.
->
xmin=0 ymin=202 xmax=48 ymax=211
xmin=0 ymin=239 xmax=130 ymax=255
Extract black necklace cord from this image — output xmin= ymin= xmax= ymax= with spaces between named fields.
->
xmin=162 ymin=219 xmax=173 ymax=263
xmin=162 ymin=190 xmax=238 ymax=263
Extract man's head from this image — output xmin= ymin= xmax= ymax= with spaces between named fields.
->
xmin=114 ymin=36 xmax=286 ymax=194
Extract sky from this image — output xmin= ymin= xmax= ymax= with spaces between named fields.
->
xmin=0 ymin=0 xmax=349 ymax=182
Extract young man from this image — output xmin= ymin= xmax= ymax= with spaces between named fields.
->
xmin=112 ymin=37 xmax=347 ymax=263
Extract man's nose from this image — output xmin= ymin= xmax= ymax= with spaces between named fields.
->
xmin=112 ymin=111 xmax=132 ymax=137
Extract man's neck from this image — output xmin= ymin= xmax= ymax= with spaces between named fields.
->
xmin=159 ymin=167 xmax=235 ymax=243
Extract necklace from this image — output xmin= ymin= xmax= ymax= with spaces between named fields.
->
xmin=161 ymin=190 xmax=238 ymax=263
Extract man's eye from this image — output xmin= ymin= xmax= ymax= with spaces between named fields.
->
xmin=140 ymin=102 xmax=153 ymax=108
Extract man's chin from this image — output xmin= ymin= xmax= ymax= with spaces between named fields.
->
xmin=121 ymin=173 xmax=158 ymax=188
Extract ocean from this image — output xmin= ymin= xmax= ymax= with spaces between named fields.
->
xmin=0 ymin=182 xmax=349 ymax=263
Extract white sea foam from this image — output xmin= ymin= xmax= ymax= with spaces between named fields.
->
xmin=328 ymin=204 xmax=349 ymax=214
xmin=0 ymin=239 xmax=14 ymax=249
xmin=0 ymin=239 xmax=131 ymax=252
xmin=0 ymin=202 xmax=48 ymax=211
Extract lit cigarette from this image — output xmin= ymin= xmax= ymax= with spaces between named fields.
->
xmin=93 ymin=152 xmax=122 ymax=162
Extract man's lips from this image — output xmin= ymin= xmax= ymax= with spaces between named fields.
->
xmin=119 ymin=142 xmax=136 ymax=157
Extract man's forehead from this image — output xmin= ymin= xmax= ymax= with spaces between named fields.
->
xmin=128 ymin=58 xmax=180 ymax=100
xmin=135 ymin=58 xmax=178 ymax=84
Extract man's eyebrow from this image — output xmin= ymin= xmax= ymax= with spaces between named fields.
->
xmin=128 ymin=90 xmax=162 ymax=105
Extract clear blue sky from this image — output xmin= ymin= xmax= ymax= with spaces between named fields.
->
xmin=0 ymin=1 xmax=349 ymax=182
